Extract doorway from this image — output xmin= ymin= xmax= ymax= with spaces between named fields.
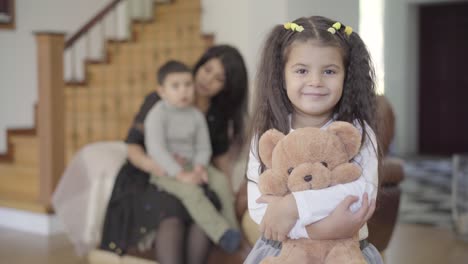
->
xmin=418 ymin=2 xmax=468 ymax=155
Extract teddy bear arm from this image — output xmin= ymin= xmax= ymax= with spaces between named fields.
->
xmin=330 ymin=163 xmax=362 ymax=186
xmin=259 ymin=169 xmax=289 ymax=196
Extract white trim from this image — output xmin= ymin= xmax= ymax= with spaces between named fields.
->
xmin=0 ymin=207 xmax=64 ymax=236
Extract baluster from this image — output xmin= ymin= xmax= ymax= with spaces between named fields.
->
xmin=71 ymin=46 xmax=77 ymax=82
xmin=112 ymin=8 xmax=121 ymax=138
xmin=100 ymin=21 xmax=107 ymax=141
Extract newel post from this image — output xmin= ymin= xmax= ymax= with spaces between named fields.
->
xmin=35 ymin=32 xmax=65 ymax=210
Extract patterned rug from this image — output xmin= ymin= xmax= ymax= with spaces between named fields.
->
xmin=398 ymin=157 xmax=454 ymax=229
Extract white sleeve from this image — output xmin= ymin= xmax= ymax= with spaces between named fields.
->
xmin=246 ymin=141 xmax=265 ymax=225
xmin=292 ymin=124 xmax=378 ymax=235
xmin=246 ymin=140 xmax=309 ymax=239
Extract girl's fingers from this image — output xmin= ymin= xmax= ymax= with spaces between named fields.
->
xmin=277 ymin=232 xmax=287 ymax=242
xmin=264 ymin=226 xmax=272 ymax=240
xmin=364 ymin=199 xmax=376 ymax=222
xmin=338 ymin=195 xmax=359 ymax=211
xmin=256 ymin=195 xmax=277 ymax=204
xmin=355 ymin=193 xmax=370 ymax=220
xmin=259 ymin=220 xmax=265 ymax=234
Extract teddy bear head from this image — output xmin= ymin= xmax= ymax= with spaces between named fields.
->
xmin=258 ymin=121 xmax=363 ymax=196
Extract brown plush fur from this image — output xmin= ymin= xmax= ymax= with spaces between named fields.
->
xmin=258 ymin=121 xmax=366 ymax=264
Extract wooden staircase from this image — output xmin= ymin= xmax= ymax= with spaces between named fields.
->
xmin=0 ymin=0 xmax=213 ymax=213
xmin=0 ymin=129 xmax=43 ymax=212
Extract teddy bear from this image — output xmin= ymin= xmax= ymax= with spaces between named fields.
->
xmin=257 ymin=121 xmax=366 ymax=264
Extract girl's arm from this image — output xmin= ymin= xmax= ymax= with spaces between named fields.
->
xmin=259 ymin=192 xmax=375 ymax=241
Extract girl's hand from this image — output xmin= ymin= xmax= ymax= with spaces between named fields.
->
xmin=259 ymin=194 xmax=298 ymax=242
xmin=305 ymin=193 xmax=376 ymax=240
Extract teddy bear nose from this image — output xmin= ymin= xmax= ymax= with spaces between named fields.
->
xmin=304 ymin=175 xmax=313 ymax=182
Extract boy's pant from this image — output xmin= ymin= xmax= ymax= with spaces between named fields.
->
xmin=150 ymin=165 xmax=238 ymax=243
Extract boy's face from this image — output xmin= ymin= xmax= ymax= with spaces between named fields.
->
xmin=160 ymin=72 xmax=194 ymax=108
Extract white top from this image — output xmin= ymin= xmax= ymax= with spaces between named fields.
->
xmin=246 ymin=118 xmax=378 ymax=240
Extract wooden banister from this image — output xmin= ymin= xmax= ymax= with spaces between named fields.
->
xmin=64 ymin=0 xmax=122 ymax=49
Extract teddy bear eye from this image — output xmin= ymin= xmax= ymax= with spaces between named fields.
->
xmin=321 ymin=161 xmax=328 ymax=168
xmin=287 ymin=167 xmax=294 ymax=175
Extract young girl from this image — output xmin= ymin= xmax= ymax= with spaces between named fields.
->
xmin=245 ymin=16 xmax=383 ymax=264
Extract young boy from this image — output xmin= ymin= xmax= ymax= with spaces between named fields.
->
xmin=144 ymin=60 xmax=241 ymax=253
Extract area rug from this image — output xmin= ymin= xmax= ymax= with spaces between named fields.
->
xmin=398 ymin=157 xmax=454 ymax=229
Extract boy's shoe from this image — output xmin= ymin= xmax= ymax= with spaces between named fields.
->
xmin=219 ymin=228 xmax=241 ymax=253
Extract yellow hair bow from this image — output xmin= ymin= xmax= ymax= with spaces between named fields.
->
xmin=344 ymin=26 xmax=353 ymax=36
xmin=284 ymin=22 xmax=304 ymax=32
xmin=327 ymin=22 xmax=353 ymax=36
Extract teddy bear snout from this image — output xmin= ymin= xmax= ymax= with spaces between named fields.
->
xmin=304 ymin=175 xmax=313 ymax=182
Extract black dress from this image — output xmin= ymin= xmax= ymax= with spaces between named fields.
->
xmin=100 ymin=92 xmax=229 ymax=255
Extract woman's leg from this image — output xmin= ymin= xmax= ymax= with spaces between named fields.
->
xmin=186 ymin=223 xmax=211 ymax=264
xmin=155 ymin=217 xmax=185 ymax=264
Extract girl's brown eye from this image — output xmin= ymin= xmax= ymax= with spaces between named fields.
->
xmin=287 ymin=167 xmax=293 ymax=175
xmin=321 ymin=161 xmax=328 ymax=168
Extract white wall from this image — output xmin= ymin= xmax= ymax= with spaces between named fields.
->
xmin=0 ymin=0 xmax=110 ymax=153
xmin=384 ymin=0 xmax=465 ymax=155
xmin=287 ymin=0 xmax=359 ymax=30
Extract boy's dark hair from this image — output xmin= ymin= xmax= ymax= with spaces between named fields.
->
xmin=157 ymin=60 xmax=191 ymax=85
xmin=250 ymin=16 xmax=380 ymax=176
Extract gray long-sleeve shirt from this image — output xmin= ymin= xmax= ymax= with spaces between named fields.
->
xmin=144 ymin=100 xmax=212 ymax=177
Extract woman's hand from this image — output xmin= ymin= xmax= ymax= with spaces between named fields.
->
xmin=258 ymin=194 xmax=298 ymax=242
xmin=305 ymin=193 xmax=376 ymax=240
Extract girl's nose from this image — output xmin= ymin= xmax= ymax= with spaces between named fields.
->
xmin=307 ymin=73 xmax=322 ymax=87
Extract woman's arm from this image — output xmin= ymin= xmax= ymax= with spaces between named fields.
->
xmin=127 ymin=143 xmax=164 ymax=175
xmin=127 ymin=143 xmax=202 ymax=184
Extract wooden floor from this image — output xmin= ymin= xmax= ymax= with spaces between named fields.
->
xmin=0 ymin=223 xmax=467 ymax=264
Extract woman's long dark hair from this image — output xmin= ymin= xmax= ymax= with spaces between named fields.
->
xmin=194 ymin=45 xmax=249 ymax=146
xmin=250 ymin=16 xmax=378 ymax=170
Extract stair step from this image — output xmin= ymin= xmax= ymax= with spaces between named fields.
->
xmin=9 ymin=135 xmax=39 ymax=166
xmin=0 ymin=164 xmax=39 ymax=202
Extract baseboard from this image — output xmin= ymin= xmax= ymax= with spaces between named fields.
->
xmin=0 ymin=206 xmax=64 ymax=235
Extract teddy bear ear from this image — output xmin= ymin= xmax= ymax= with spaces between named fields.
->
xmin=258 ymin=129 xmax=285 ymax=168
xmin=327 ymin=121 xmax=361 ymax=159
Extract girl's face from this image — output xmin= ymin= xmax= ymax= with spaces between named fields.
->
xmin=194 ymin=58 xmax=226 ymax=98
xmin=284 ymin=40 xmax=345 ymax=122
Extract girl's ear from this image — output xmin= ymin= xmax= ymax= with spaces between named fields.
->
xmin=258 ymin=129 xmax=285 ymax=168
xmin=327 ymin=121 xmax=361 ymax=159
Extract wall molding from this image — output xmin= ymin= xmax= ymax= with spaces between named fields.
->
xmin=0 ymin=207 xmax=64 ymax=235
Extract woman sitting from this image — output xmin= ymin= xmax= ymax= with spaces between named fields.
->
xmin=99 ymin=45 xmax=249 ymax=264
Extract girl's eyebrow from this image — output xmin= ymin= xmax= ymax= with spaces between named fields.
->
xmin=323 ymin=64 xmax=342 ymax=69
xmin=290 ymin=63 xmax=309 ymax=68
